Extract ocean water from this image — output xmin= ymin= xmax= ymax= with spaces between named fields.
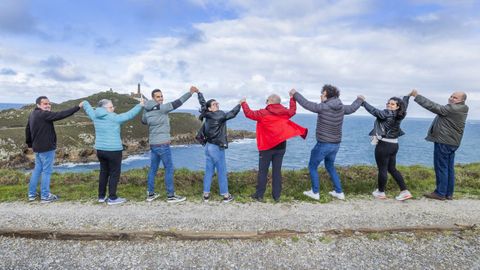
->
xmin=0 ymin=103 xmax=25 ymax=111
xmin=50 ymin=110 xmax=480 ymax=173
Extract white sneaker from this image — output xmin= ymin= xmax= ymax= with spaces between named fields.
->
xmin=328 ymin=191 xmax=345 ymax=200
xmin=107 ymin=197 xmax=127 ymax=205
xmin=303 ymin=190 xmax=320 ymax=200
xmin=372 ymin=189 xmax=387 ymax=199
xmin=395 ymin=190 xmax=412 ymax=201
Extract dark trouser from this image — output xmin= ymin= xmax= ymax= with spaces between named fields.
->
xmin=433 ymin=142 xmax=458 ymax=197
xmin=255 ymin=148 xmax=286 ymax=200
xmin=374 ymin=141 xmax=407 ymax=192
xmin=96 ymin=150 xmax=123 ymax=200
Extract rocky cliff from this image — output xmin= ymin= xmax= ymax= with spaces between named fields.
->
xmin=0 ymin=91 xmax=255 ymax=169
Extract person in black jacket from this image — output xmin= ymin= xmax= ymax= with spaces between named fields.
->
xmin=25 ymin=96 xmax=82 ymax=203
xmin=196 ymin=88 xmax=241 ymax=203
xmin=362 ymin=95 xmax=412 ymax=201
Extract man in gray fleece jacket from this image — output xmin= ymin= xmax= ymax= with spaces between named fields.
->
xmin=142 ymin=86 xmax=198 ymax=202
xmin=290 ymin=85 xmax=364 ymax=201
xmin=410 ymin=89 xmax=469 ymax=201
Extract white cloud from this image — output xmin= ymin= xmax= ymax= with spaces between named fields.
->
xmin=0 ymin=0 xmax=478 ymax=120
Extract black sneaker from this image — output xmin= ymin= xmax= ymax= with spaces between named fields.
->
xmin=167 ymin=194 xmax=186 ymax=203
xmin=41 ymin=193 xmax=59 ymax=204
xmin=203 ymin=193 xmax=210 ymax=202
xmin=28 ymin=192 xmax=39 ymax=202
xmin=146 ymin=192 xmax=160 ymax=202
xmin=223 ymin=193 xmax=234 ymax=203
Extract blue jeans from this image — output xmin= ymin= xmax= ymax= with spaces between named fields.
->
xmin=28 ymin=150 xmax=56 ymax=199
xmin=308 ymin=142 xmax=342 ymax=193
xmin=147 ymin=145 xmax=174 ymax=196
xmin=434 ymin=142 xmax=458 ymax=197
xmin=203 ymin=143 xmax=229 ymax=195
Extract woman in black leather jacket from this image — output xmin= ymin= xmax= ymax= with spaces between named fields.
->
xmin=197 ymin=91 xmax=241 ymax=203
xmin=362 ymin=96 xmax=412 ymax=201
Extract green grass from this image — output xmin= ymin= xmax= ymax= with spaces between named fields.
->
xmin=1 ymin=163 xmax=479 ymax=202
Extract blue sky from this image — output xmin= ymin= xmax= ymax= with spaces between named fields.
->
xmin=1 ymin=0 xmax=479 ymax=119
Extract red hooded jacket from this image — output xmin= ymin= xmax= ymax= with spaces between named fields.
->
xmin=241 ymin=97 xmax=308 ymax=151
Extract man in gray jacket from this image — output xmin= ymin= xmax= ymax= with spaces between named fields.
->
xmin=290 ymin=85 xmax=364 ymax=200
xmin=142 ymin=86 xmax=198 ymax=202
xmin=410 ymin=90 xmax=469 ymax=200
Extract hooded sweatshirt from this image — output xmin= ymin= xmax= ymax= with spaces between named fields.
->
xmin=142 ymin=92 xmax=192 ymax=145
xmin=241 ymin=97 xmax=308 ymax=151
xmin=83 ymin=101 xmax=143 ymax=151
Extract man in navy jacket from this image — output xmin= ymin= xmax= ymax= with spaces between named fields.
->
xmin=26 ymin=96 xmax=82 ymax=203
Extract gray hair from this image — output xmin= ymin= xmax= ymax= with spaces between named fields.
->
xmin=462 ymin=92 xmax=467 ymax=101
xmin=97 ymin=99 xmax=112 ymax=108
xmin=268 ymin=94 xmax=281 ymax=104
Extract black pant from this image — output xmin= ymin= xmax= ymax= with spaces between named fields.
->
xmin=255 ymin=146 xmax=286 ymax=200
xmin=374 ymin=141 xmax=407 ymax=192
xmin=96 ymin=150 xmax=123 ymax=200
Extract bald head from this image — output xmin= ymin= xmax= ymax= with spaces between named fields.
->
xmin=449 ymin=92 xmax=467 ymax=104
xmin=267 ymin=94 xmax=281 ymax=105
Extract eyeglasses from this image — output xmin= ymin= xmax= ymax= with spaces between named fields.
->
xmin=211 ymin=102 xmax=219 ymax=106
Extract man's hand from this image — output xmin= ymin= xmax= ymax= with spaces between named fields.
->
xmin=190 ymin=86 xmax=199 ymax=94
xmin=239 ymin=97 xmax=246 ymax=104
xmin=409 ymin=89 xmax=418 ymax=97
xmin=78 ymin=101 xmax=84 ymax=108
xmin=289 ymin=89 xmax=296 ymax=97
xmin=357 ymin=95 xmax=365 ymax=101
xmin=140 ymin=95 xmax=145 ymax=107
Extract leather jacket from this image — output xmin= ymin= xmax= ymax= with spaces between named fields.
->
xmin=197 ymin=92 xmax=241 ymax=148
xmin=362 ymin=96 xmax=410 ymax=139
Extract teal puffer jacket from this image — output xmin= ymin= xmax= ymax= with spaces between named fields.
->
xmin=83 ymin=101 xmax=143 ymax=151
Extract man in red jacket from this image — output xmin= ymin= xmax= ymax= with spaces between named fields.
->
xmin=241 ymin=92 xmax=307 ymax=202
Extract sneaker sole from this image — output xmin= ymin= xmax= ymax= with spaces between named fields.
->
xmin=107 ymin=202 xmax=125 ymax=205
xmin=396 ymin=195 xmax=413 ymax=201
xmin=40 ymin=200 xmax=57 ymax=204
xmin=167 ymin=197 xmax=186 ymax=203
xmin=303 ymin=193 xmax=320 ymax=200
xmin=146 ymin=196 xmax=160 ymax=202
xmin=329 ymin=193 xmax=345 ymax=200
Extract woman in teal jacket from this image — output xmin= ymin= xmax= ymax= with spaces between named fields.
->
xmin=83 ymin=98 xmax=144 ymax=205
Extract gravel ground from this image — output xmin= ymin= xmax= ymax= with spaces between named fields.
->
xmin=1 ymin=199 xmax=480 ymax=269
xmin=0 ymin=198 xmax=479 ymax=231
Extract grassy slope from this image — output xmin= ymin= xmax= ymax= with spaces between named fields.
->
xmin=1 ymin=163 xmax=479 ymax=202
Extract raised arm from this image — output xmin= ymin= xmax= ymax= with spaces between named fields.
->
xmin=225 ymin=104 xmax=241 ymax=120
xmin=414 ymin=95 xmax=449 ymax=116
xmin=152 ymin=90 xmax=194 ymax=114
xmin=42 ymin=105 xmax=80 ymax=122
xmin=112 ymin=104 xmax=143 ymax=123
xmin=241 ymin=101 xmax=262 ymax=121
xmin=287 ymin=97 xmax=296 ymax=117
xmin=402 ymin=95 xmax=411 ymax=110
xmin=343 ymin=97 xmax=363 ymax=115
xmin=362 ymin=101 xmax=390 ymax=119
xmin=292 ymin=92 xmax=327 ymax=113
xmin=82 ymin=101 xmax=96 ymax=120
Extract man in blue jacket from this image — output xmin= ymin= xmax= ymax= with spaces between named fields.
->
xmin=26 ymin=96 xmax=83 ymax=203
xmin=142 ymin=86 xmax=198 ymax=202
